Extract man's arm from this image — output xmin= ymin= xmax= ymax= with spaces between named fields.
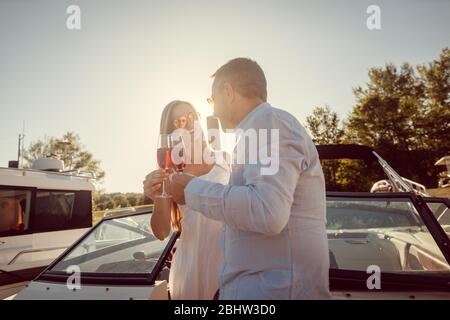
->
xmin=185 ymin=118 xmax=309 ymax=235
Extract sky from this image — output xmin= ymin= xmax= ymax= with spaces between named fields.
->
xmin=0 ymin=0 xmax=449 ymax=193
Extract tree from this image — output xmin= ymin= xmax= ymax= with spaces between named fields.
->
xmin=347 ymin=63 xmax=423 ymax=151
xmin=306 ymin=105 xmax=345 ymax=144
xmin=126 ymin=194 xmax=138 ymax=207
xmin=345 ymin=48 xmax=450 ymax=186
xmin=306 ymin=48 xmax=449 ymax=188
xmin=112 ymin=193 xmax=129 ymax=208
xmin=92 ymin=192 xmax=152 ymax=211
xmin=306 ymin=105 xmax=348 ymax=190
xmin=23 ymin=131 xmax=105 ymax=181
xmin=416 ymin=47 xmax=450 ymax=152
xmin=92 ymin=193 xmax=116 ymax=211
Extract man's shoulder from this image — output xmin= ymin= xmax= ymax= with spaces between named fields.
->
xmin=271 ymin=106 xmax=303 ymax=128
xmin=250 ymin=104 xmax=304 ymax=133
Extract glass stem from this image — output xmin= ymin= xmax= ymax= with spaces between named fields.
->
xmin=161 ymin=178 xmax=167 ymax=196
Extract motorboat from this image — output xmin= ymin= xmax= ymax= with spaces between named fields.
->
xmin=9 ymin=145 xmax=450 ymax=299
xmin=0 ymin=157 xmax=95 ymax=299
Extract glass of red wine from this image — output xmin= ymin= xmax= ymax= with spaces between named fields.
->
xmin=171 ymin=134 xmax=187 ymax=174
xmin=157 ymin=134 xmax=173 ymax=197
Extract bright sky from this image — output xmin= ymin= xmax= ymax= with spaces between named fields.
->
xmin=1 ymin=0 xmax=449 ymax=193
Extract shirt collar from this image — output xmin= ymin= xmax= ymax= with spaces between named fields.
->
xmin=236 ymin=102 xmax=271 ymax=130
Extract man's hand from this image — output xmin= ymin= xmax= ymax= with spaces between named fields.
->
xmin=166 ymin=173 xmax=196 ymax=205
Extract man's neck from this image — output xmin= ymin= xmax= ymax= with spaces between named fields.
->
xmin=232 ymin=99 xmax=265 ymax=128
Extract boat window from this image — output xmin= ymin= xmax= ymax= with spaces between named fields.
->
xmin=426 ymin=201 xmax=450 ymax=241
xmin=50 ymin=213 xmax=170 ymax=274
xmin=32 ymin=190 xmax=91 ymax=232
xmin=327 ymin=196 xmax=450 ymax=273
xmin=0 ymin=189 xmax=31 ymax=235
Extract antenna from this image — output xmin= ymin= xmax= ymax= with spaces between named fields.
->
xmin=17 ymin=121 xmax=25 ymax=168
xmin=57 ymin=138 xmax=72 ymax=170
xmin=21 ymin=121 xmax=25 ymax=167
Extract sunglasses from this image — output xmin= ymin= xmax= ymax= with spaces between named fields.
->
xmin=173 ymin=111 xmax=200 ymax=129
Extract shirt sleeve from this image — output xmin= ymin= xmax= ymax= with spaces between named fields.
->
xmin=184 ymin=113 xmax=309 ymax=235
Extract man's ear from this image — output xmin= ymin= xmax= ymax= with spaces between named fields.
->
xmin=223 ymin=82 xmax=235 ymax=103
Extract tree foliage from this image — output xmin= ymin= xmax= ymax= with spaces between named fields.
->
xmin=24 ymin=131 xmax=105 ymax=181
xmin=93 ymin=192 xmax=152 ymax=211
xmin=306 ymin=105 xmax=345 ymax=144
xmin=307 ymin=48 xmax=449 ymax=188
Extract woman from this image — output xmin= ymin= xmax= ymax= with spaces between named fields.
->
xmin=143 ymin=100 xmax=229 ymax=300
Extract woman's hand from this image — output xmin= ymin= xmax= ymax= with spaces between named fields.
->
xmin=143 ymin=169 xmax=167 ymax=201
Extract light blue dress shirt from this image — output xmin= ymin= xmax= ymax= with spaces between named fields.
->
xmin=185 ymin=103 xmax=331 ymax=299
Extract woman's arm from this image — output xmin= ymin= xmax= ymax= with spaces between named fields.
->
xmin=150 ymin=199 xmax=173 ymax=240
xmin=144 ymin=169 xmax=172 ymax=240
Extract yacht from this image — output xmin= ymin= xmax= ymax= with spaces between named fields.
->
xmin=0 ymin=157 xmax=95 ymax=299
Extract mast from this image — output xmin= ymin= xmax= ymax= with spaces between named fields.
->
xmin=17 ymin=121 xmax=25 ymax=168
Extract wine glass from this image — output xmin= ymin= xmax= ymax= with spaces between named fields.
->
xmin=156 ymin=134 xmax=173 ymax=197
xmin=171 ymin=134 xmax=187 ymax=174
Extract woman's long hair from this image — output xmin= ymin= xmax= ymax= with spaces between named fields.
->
xmin=159 ymin=100 xmax=198 ymax=232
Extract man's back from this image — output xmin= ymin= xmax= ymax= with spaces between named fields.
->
xmin=218 ymin=103 xmax=331 ymax=299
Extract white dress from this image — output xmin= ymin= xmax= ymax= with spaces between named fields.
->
xmin=168 ymin=163 xmax=230 ymax=300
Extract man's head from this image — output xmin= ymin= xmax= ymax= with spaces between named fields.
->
xmin=210 ymin=58 xmax=267 ymax=129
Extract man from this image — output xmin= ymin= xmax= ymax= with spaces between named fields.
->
xmin=167 ymin=58 xmax=330 ymax=299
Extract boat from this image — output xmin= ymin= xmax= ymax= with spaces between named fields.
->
xmin=0 ymin=157 xmax=95 ymax=299
xmin=9 ymin=145 xmax=450 ymax=300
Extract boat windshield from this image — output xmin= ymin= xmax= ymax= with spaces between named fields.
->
xmin=50 ymin=212 xmax=171 ymax=274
